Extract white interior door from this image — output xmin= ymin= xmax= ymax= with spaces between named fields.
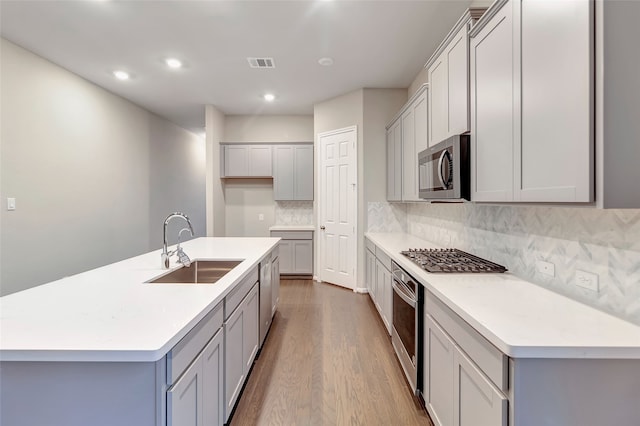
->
xmin=318 ymin=126 xmax=357 ymax=289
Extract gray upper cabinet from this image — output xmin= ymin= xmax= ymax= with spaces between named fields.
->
xmin=273 ymin=144 xmax=314 ymax=201
xmin=470 ymin=0 xmax=594 ymax=203
xmin=386 ymin=116 xmax=403 ymax=202
xmin=222 ymin=144 xmax=272 ymax=177
xmin=426 ymin=9 xmax=484 ymax=147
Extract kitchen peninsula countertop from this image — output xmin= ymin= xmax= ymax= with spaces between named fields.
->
xmin=366 ymin=232 xmax=640 ymax=359
xmin=0 ymin=237 xmax=279 ymax=362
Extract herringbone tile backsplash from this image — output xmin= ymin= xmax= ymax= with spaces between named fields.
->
xmin=368 ymin=202 xmax=640 ymax=325
xmin=274 ymin=201 xmax=314 ymax=225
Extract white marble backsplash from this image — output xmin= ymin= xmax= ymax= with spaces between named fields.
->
xmin=367 ymin=202 xmax=407 ymax=233
xmin=274 ymin=201 xmax=314 ymax=225
xmin=369 ymin=202 xmax=640 ymax=325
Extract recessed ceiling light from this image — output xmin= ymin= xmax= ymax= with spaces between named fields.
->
xmin=113 ymin=70 xmax=130 ymax=80
xmin=264 ymin=93 xmax=276 ymax=102
xmin=318 ymin=57 xmax=334 ymax=67
xmin=165 ymin=58 xmax=182 ymax=69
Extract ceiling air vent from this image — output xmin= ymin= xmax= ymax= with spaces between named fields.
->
xmin=247 ymin=57 xmax=275 ymax=69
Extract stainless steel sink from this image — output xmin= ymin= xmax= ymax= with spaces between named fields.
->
xmin=147 ymin=260 xmax=243 ymax=284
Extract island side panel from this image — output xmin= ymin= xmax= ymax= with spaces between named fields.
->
xmin=0 ymin=360 xmax=164 ymax=426
xmin=509 ymin=358 xmax=640 ymax=426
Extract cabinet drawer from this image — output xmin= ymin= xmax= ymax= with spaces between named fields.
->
xmin=225 ymin=267 xmax=259 ymax=320
xmin=167 ymin=302 xmax=223 ymax=385
xmin=365 ymin=238 xmax=376 ymax=254
xmin=374 ymin=247 xmax=392 ymax=271
xmin=270 ymin=230 xmax=313 ymax=240
xmin=426 ymin=291 xmax=508 ymax=391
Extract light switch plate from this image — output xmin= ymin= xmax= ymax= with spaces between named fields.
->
xmin=258 ymin=213 xmax=264 ymax=221
xmin=576 ymin=270 xmax=599 ymax=292
xmin=7 ymin=198 xmax=16 ymax=211
xmin=536 ymin=260 xmax=555 ymax=277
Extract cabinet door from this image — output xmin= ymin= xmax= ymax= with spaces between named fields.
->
xmin=387 ymin=121 xmax=402 ymax=201
xmin=202 ymin=329 xmax=224 ymax=426
xmin=517 ymin=0 xmax=593 ymax=202
xmin=278 ymin=240 xmax=293 ymax=274
xmin=168 ymin=353 xmax=203 ymax=426
xmin=470 ymin=0 xmax=515 ymax=202
xmin=249 ymin=145 xmax=272 ymax=176
xmin=447 ymin=25 xmax=470 ymax=136
xmin=243 ymin=285 xmax=259 ymax=372
xmin=414 ymin=89 xmax=429 ymax=155
xmin=428 ymin=54 xmax=448 ymax=147
xmin=402 ymin=108 xmax=417 ymax=201
xmin=453 ymin=347 xmax=507 ymax=426
xmin=375 ymin=259 xmax=391 ymax=335
xmin=271 ymin=256 xmax=280 ymax=317
xmin=224 ymin=145 xmax=249 ymax=177
xmin=224 ymin=305 xmax=244 ymax=422
xmin=273 ymin=146 xmax=295 ymax=200
xmin=292 ymin=240 xmax=313 ymax=274
xmin=425 ymin=315 xmax=455 ymax=426
xmin=365 ymin=249 xmax=375 ymax=296
xmin=259 ymin=258 xmax=272 ymax=344
xmin=294 ymin=145 xmax=314 ymax=200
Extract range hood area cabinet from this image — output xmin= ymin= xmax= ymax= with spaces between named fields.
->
xmin=425 ymin=8 xmax=485 ymax=148
xmin=221 ymin=143 xmax=314 ymax=201
xmin=386 ymin=84 xmax=429 ymax=202
xmin=470 ymin=0 xmax=594 ymax=203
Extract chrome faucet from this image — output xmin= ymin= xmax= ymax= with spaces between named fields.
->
xmin=162 ymin=212 xmax=195 ymax=269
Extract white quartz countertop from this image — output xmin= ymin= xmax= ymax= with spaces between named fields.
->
xmin=269 ymin=225 xmax=315 ymax=231
xmin=0 ymin=237 xmax=279 ymax=362
xmin=365 ymin=232 xmax=640 ymax=359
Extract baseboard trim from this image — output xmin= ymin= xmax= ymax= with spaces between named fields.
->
xmin=353 ymin=287 xmax=369 ymax=294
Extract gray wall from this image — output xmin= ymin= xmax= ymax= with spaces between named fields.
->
xmin=205 ymin=104 xmax=226 ymax=237
xmin=224 ymin=115 xmax=313 ymax=143
xmin=0 ymin=39 xmax=205 ymax=295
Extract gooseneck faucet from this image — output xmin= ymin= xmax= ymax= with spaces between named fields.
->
xmin=162 ymin=212 xmax=195 ymax=269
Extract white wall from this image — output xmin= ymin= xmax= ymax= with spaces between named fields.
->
xmin=0 ymin=39 xmax=205 ymax=295
xmin=224 ymin=115 xmax=313 ymax=143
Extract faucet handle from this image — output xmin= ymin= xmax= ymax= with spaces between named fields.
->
xmin=176 ymin=246 xmax=192 ymax=268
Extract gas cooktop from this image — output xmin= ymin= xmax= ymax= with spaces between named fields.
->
xmin=401 ymin=248 xmax=507 ymax=273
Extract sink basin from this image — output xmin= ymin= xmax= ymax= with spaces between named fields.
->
xmin=148 ymin=260 xmax=243 ymax=284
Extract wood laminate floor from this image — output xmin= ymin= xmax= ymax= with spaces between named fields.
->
xmin=230 ymin=279 xmax=432 ymax=426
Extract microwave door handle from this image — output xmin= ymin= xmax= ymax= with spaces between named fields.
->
xmin=437 ymin=150 xmax=448 ymax=189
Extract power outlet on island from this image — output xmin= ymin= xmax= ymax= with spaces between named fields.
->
xmin=575 ymin=270 xmax=599 ymax=292
xmin=536 ymin=260 xmax=555 ymax=277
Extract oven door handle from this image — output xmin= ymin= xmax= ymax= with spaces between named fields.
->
xmin=392 ymin=280 xmax=416 ymax=307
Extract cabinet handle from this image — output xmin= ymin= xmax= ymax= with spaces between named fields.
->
xmin=320 ymin=226 xmax=326 ymax=230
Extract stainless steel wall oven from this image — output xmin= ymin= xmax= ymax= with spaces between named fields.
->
xmin=391 ymin=262 xmax=423 ymax=393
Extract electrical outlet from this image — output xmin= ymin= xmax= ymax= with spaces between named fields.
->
xmin=7 ymin=198 xmax=16 ymax=211
xmin=575 ymin=270 xmax=599 ymax=292
xmin=536 ymin=260 xmax=555 ymax=277
xmin=258 ymin=213 xmax=264 ymax=221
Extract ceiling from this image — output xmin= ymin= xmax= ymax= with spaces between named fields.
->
xmin=0 ymin=0 xmax=471 ymax=133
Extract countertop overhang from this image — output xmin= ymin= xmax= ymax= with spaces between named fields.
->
xmin=366 ymin=232 xmax=640 ymax=359
xmin=0 ymin=237 xmax=279 ymax=363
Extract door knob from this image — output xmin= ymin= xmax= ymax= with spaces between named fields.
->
xmin=320 ymin=226 xmax=326 ymax=230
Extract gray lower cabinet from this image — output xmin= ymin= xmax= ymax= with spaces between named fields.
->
xmin=270 ymin=230 xmax=313 ymax=275
xmin=224 ymin=283 xmax=259 ymax=422
xmin=424 ymin=315 xmax=455 ymax=426
xmin=271 ymin=254 xmax=280 ymax=316
xmin=365 ymin=238 xmax=392 ymax=336
xmin=168 ymin=327 xmax=224 ymax=426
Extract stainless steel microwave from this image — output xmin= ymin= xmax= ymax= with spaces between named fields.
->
xmin=418 ymin=135 xmax=470 ymax=201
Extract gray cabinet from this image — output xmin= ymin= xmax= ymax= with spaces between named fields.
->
xmin=259 ymin=255 xmax=272 ymax=347
xmin=470 ymin=0 xmax=594 ymax=203
xmin=366 ymin=238 xmax=392 ymax=336
xmin=168 ymin=350 xmax=202 ymax=426
xmin=365 ymin=246 xmax=376 ymax=296
xmin=221 ymin=145 xmax=272 ymax=177
xmin=271 ymin=254 xmax=280 ymax=316
xmin=224 ymin=274 xmax=260 ymax=422
xmin=201 ymin=329 xmax=224 ymax=426
xmin=426 ymin=9 xmax=484 ymax=147
xmin=270 ymin=230 xmax=313 ymax=275
xmin=273 ymin=144 xmax=313 ymax=201
xmin=424 ymin=315 xmax=455 ymax=426
xmin=386 ymin=120 xmax=402 ymax=201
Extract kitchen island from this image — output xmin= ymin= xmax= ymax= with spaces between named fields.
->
xmin=366 ymin=232 xmax=640 ymax=426
xmin=0 ymin=237 xmax=279 ymax=426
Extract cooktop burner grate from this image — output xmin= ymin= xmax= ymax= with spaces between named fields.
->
xmin=400 ymin=248 xmax=507 ymax=273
